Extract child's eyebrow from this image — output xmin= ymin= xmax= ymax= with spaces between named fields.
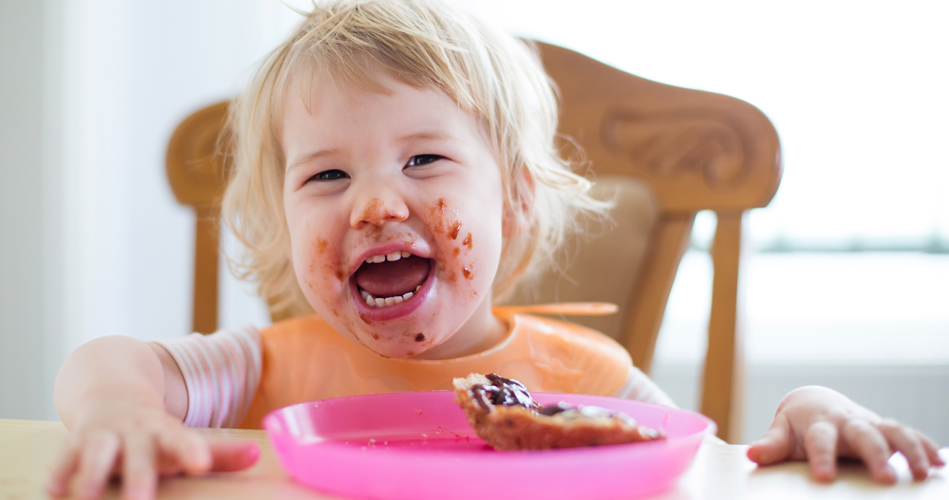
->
xmin=287 ymin=149 xmax=340 ymax=172
xmin=286 ymin=132 xmax=457 ymax=171
xmin=397 ymin=131 xmax=457 ymax=143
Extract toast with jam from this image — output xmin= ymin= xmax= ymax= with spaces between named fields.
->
xmin=453 ymin=373 xmax=665 ymax=450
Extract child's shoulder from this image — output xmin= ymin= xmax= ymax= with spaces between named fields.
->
xmin=496 ymin=306 xmax=625 ymax=344
xmin=496 ymin=307 xmax=632 ymax=364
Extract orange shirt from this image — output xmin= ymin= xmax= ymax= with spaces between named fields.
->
xmin=238 ymin=308 xmax=631 ymax=429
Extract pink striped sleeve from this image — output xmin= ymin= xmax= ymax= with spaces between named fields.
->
xmin=609 ymin=364 xmax=676 ymax=407
xmin=154 ymin=325 xmax=262 ymax=428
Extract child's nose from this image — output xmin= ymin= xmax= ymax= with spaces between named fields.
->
xmin=351 ymin=191 xmax=409 ymax=229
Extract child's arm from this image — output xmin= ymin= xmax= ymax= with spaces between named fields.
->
xmin=747 ymin=385 xmax=944 ymax=483
xmin=48 ymin=336 xmax=258 ymax=500
xmin=611 ymin=365 xmax=677 ymax=407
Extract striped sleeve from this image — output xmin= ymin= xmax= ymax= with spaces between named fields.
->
xmin=153 ymin=325 xmax=262 ymax=428
xmin=609 ymin=364 xmax=676 ymax=407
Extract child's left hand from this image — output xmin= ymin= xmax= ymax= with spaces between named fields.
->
xmin=747 ymin=385 xmax=944 ymax=483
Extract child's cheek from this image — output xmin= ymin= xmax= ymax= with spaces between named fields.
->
xmin=299 ymin=235 xmax=346 ymax=305
xmin=426 ymin=198 xmax=481 ymax=303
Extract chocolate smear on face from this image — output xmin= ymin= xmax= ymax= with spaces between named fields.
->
xmin=430 ymin=198 xmax=462 ymax=240
xmin=362 ymin=198 xmax=385 ymax=222
xmin=415 ymin=333 xmax=426 ymax=342
xmin=448 ymin=221 xmax=462 ymax=240
xmin=463 ymin=233 xmax=472 ymax=250
xmin=313 ymin=238 xmax=329 ymax=255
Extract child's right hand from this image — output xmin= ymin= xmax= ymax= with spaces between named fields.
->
xmin=47 ymin=398 xmax=259 ymax=500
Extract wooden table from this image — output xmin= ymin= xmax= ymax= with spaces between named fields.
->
xmin=1 ymin=419 xmax=946 ymax=499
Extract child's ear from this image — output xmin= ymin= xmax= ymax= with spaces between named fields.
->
xmin=502 ymin=168 xmax=534 ymax=238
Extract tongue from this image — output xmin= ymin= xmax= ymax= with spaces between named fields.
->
xmin=355 ymin=255 xmax=430 ymax=298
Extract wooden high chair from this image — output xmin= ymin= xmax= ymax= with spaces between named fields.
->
xmin=166 ymin=41 xmax=782 ymax=443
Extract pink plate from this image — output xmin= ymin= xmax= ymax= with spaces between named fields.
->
xmin=263 ymin=391 xmax=715 ymax=500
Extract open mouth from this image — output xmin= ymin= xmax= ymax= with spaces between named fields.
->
xmin=354 ymin=251 xmax=433 ymax=308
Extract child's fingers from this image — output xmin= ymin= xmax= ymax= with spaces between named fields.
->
xmin=208 ymin=440 xmax=261 ymax=472
xmin=804 ymin=421 xmax=839 ymax=482
xmin=841 ymin=419 xmax=896 ymax=485
xmin=747 ymin=413 xmax=793 ymax=465
xmin=915 ymin=432 xmax=945 ymax=467
xmin=876 ymin=420 xmax=929 ymax=480
xmin=157 ymin=427 xmax=212 ymax=476
xmin=47 ymin=441 xmax=80 ymax=498
xmin=75 ymin=432 xmax=121 ymax=499
xmin=123 ymin=434 xmax=158 ymax=500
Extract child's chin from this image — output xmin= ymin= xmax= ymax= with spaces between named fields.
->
xmin=356 ymin=334 xmax=437 ymax=359
xmin=364 ymin=342 xmax=428 ymax=359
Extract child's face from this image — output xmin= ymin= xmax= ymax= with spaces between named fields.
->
xmin=281 ymin=74 xmax=507 ymax=359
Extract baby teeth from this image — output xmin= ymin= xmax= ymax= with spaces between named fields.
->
xmin=359 ymin=287 xmax=421 ymax=308
xmin=365 ymin=250 xmax=414 ymax=264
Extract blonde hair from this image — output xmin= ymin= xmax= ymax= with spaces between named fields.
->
xmin=223 ymin=0 xmax=608 ymax=319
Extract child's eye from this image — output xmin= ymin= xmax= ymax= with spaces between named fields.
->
xmin=405 ymin=155 xmax=443 ymax=168
xmin=308 ymin=169 xmax=349 ymax=182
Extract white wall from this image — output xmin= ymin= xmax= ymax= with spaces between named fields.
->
xmin=0 ymin=0 xmax=297 ymax=420
xmin=0 ymin=0 xmax=62 ymax=420
xmin=56 ymin=0 xmax=293 ymax=356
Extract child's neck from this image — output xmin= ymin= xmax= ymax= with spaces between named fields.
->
xmin=409 ymin=298 xmax=507 ymax=360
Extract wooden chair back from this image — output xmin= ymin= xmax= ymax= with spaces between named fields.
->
xmin=166 ymin=41 xmax=782 ymax=442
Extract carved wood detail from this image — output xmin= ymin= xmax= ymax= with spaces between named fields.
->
xmin=601 ymin=108 xmax=750 ymax=187
xmin=537 ymin=41 xmax=782 ymax=215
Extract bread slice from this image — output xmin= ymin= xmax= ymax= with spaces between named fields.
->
xmin=453 ymin=373 xmax=664 ymax=450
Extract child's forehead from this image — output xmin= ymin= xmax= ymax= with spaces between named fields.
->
xmin=286 ymin=68 xmax=399 ymax=114
xmin=281 ymin=66 xmax=489 ymax=137
xmin=279 ymin=70 xmax=501 ymax=161
xmin=279 ymin=51 xmax=478 ymax=116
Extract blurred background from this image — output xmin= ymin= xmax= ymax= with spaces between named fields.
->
xmin=1 ymin=0 xmax=947 ymax=443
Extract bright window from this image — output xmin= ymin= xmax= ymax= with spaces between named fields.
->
xmin=464 ymin=0 xmax=949 ymax=250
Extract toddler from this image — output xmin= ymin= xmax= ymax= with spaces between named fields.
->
xmin=48 ymin=1 xmax=943 ymax=499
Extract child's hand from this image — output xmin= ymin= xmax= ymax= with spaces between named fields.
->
xmin=47 ymin=399 xmax=259 ymax=500
xmin=747 ymin=385 xmax=944 ymax=483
